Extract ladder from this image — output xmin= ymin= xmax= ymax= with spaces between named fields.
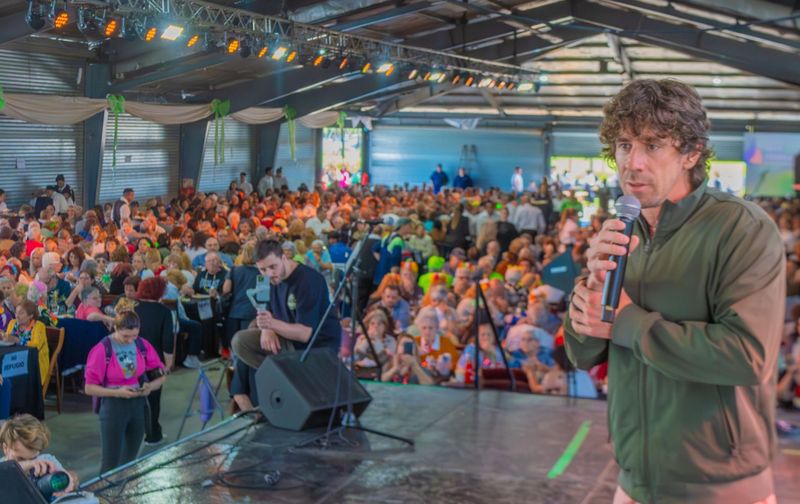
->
xmin=459 ymin=144 xmax=479 ymax=173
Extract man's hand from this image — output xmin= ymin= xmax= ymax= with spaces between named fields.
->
xmin=18 ymin=459 xmax=59 ymax=478
xmin=260 ymin=329 xmax=281 ymax=354
xmin=256 ymin=310 xmax=274 ymax=331
xmin=585 ymin=219 xmax=640 ymax=289
xmin=116 ymin=388 xmax=142 ymax=399
xmin=569 ymin=280 xmax=612 ymax=340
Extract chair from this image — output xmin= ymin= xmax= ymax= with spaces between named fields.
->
xmin=101 ymin=294 xmax=119 ymax=308
xmin=480 ymin=368 xmax=531 ymax=394
xmin=44 ymin=327 xmax=65 ymax=414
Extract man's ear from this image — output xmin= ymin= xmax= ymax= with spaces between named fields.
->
xmin=684 ymin=144 xmax=702 ymax=170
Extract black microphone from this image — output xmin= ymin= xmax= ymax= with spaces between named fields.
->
xmin=601 ymin=195 xmax=641 ymax=323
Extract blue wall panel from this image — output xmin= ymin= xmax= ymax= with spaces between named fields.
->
xmin=369 ymin=126 xmax=544 ymax=190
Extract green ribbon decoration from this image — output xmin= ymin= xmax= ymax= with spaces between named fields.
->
xmin=336 ymin=111 xmax=347 ymax=159
xmin=210 ymin=99 xmax=230 ymax=165
xmin=283 ymin=105 xmax=297 ymax=162
xmin=0 ymin=84 xmax=5 ymax=112
xmin=106 ymin=95 xmax=126 ymax=168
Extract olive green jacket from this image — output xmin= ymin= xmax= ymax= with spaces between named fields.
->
xmin=564 ymin=184 xmax=785 ymax=504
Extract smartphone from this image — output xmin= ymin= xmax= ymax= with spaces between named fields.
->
xmin=403 ymin=341 xmax=414 ymax=355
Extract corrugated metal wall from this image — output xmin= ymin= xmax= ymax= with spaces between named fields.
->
xmin=274 ymin=123 xmax=317 ymax=190
xmin=369 ymin=125 xmax=545 ymax=190
xmin=98 ymin=113 xmax=180 ymax=204
xmin=552 ymin=130 xmax=745 ymax=161
xmin=198 ymin=118 xmax=254 ymax=194
xmin=0 ymin=49 xmax=84 ymax=208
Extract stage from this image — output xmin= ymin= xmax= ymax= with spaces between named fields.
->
xmin=83 ymin=383 xmax=800 ymax=504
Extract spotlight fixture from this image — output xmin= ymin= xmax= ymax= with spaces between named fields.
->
xmin=428 ymin=71 xmax=445 ymax=83
xmin=407 ymin=68 xmax=419 ymax=80
xmin=102 ymin=17 xmax=119 ymax=38
xmin=160 ymin=24 xmax=184 ymax=41
xmin=186 ymin=33 xmax=200 ymax=47
xmin=497 ymin=80 xmax=507 ymax=90
xmin=377 ymin=63 xmax=393 ymax=75
xmin=538 ymin=73 xmax=549 ymax=83
xmin=451 ymin=73 xmax=464 ymax=85
xmin=465 ymin=75 xmax=475 ymax=87
xmin=257 ymin=44 xmax=269 ymax=58
xmin=76 ymin=8 xmax=97 ymax=35
xmin=313 ymin=54 xmax=325 ymax=66
xmin=25 ymin=1 xmax=45 ymax=30
xmin=361 ymin=62 xmax=372 ymax=73
xmin=507 ymin=82 xmax=515 ymax=91
xmin=423 ymin=70 xmax=431 ymax=80
xmin=338 ymin=55 xmax=349 ymax=70
xmin=271 ymin=46 xmax=288 ymax=60
xmin=53 ymin=9 xmax=69 ymax=29
xmin=286 ymin=50 xmax=297 ymax=62
xmin=517 ymin=82 xmax=534 ymax=92
xmin=478 ymin=77 xmax=493 ymax=88
xmin=143 ymin=25 xmax=158 ymax=41
xmin=226 ymin=37 xmax=239 ymax=54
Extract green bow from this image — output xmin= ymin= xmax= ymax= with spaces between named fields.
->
xmin=106 ymin=94 xmax=126 ymax=168
xmin=336 ymin=111 xmax=347 ymax=159
xmin=210 ymin=99 xmax=230 ymax=165
xmin=283 ymin=105 xmax=297 ymax=161
xmin=0 ymin=84 xmax=5 ymax=112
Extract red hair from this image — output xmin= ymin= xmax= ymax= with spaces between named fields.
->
xmin=136 ymin=276 xmax=166 ymax=301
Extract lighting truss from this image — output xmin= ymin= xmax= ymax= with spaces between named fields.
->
xmin=80 ymin=0 xmax=537 ymax=80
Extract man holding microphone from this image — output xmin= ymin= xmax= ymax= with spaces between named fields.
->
xmin=565 ymin=79 xmax=783 ymax=504
xmin=232 ymin=240 xmax=341 ymax=371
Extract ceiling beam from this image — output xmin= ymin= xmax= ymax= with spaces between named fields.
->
xmin=463 ymin=24 xmax=594 ymax=62
xmin=605 ymin=33 xmax=634 ymax=82
xmin=326 ymin=2 xmax=436 ymax=32
xmin=572 ymin=1 xmax=800 ymax=86
xmin=480 ymin=89 xmax=507 ymax=117
xmin=108 ymin=53 xmax=231 ymax=93
xmin=0 ymin=9 xmax=38 ymax=46
xmin=377 ymin=82 xmax=460 ymax=116
xmin=407 ymin=1 xmax=571 ymax=51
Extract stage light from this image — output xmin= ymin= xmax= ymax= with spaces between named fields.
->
xmin=451 ymin=73 xmax=462 ymax=85
xmin=186 ymin=34 xmax=200 ymax=47
xmin=286 ymin=50 xmax=297 ymax=62
xmin=497 ymin=80 xmax=507 ymax=90
xmin=102 ymin=18 xmax=118 ymax=38
xmin=257 ymin=45 xmax=268 ymax=58
xmin=377 ymin=63 xmax=393 ymax=75
xmin=338 ymin=56 xmax=349 ymax=70
xmin=272 ymin=46 xmax=288 ymax=60
xmin=227 ymin=38 xmax=239 ymax=54
xmin=428 ymin=71 xmax=445 ymax=83
xmin=26 ymin=1 xmax=45 ymax=30
xmin=478 ymin=77 xmax=493 ymax=88
xmin=507 ymin=82 xmax=516 ymax=91
xmin=517 ymin=82 xmax=534 ymax=92
xmin=423 ymin=71 xmax=431 ymax=80
xmin=465 ymin=75 xmax=474 ymax=87
xmin=361 ymin=62 xmax=372 ymax=73
xmin=313 ymin=54 xmax=325 ymax=66
xmin=53 ymin=10 xmax=69 ymax=29
xmin=538 ymin=73 xmax=549 ymax=83
xmin=144 ymin=26 xmax=158 ymax=41
xmin=408 ymin=68 xmax=419 ymax=80
xmin=160 ymin=24 xmax=184 ymax=41
xmin=488 ymin=79 xmax=497 ymax=88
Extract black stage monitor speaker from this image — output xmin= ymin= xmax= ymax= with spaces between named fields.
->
xmin=255 ymin=348 xmax=372 ymax=431
xmin=0 ymin=461 xmax=48 ymax=504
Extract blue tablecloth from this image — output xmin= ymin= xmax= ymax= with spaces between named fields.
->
xmin=57 ymin=318 xmax=109 ymax=376
xmin=0 ymin=345 xmax=44 ymax=419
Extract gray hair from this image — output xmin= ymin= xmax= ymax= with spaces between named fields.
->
xmin=80 ymin=286 xmax=99 ymax=303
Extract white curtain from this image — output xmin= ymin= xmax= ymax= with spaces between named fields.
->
xmin=297 ymin=111 xmax=340 ymax=129
xmin=444 ymin=117 xmax=481 ymax=130
xmin=125 ymin=102 xmax=212 ymax=124
xmin=0 ymin=94 xmax=106 ymax=124
xmin=229 ymin=107 xmax=284 ymax=125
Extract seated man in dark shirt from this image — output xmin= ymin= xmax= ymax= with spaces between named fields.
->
xmin=232 ymin=240 xmax=341 ymax=371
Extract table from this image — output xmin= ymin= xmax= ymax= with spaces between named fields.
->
xmin=57 ymin=318 xmax=109 ymax=376
xmin=0 ymin=345 xmax=44 ymax=419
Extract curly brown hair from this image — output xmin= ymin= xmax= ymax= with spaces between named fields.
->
xmin=599 ymin=79 xmax=714 ymax=189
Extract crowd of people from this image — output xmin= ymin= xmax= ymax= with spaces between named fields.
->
xmin=0 ymin=149 xmax=796 ymax=477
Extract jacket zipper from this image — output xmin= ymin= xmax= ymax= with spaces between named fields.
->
xmin=716 ymin=386 xmax=739 ymax=456
xmin=639 ymin=222 xmax=653 ymax=502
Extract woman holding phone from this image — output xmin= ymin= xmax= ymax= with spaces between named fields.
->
xmin=381 ymin=335 xmax=434 ymax=385
xmin=84 ymin=308 xmax=166 ymax=474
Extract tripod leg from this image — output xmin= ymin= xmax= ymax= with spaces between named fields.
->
xmin=177 ymin=370 xmax=203 ymax=440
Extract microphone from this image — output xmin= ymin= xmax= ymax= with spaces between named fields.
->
xmin=601 ymin=195 xmax=641 ymax=323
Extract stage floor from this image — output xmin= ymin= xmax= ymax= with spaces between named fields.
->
xmin=83 ymin=383 xmax=800 ymax=504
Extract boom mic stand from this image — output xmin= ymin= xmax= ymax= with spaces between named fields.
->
xmin=472 ymin=279 xmax=516 ymax=391
xmin=298 ymin=230 xmax=413 ymax=449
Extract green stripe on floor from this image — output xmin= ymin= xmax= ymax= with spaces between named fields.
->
xmin=547 ymin=420 xmax=592 ymax=479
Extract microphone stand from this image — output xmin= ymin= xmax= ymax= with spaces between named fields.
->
xmin=298 ymin=229 xmax=413 ymax=449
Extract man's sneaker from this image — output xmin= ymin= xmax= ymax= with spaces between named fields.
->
xmin=144 ymin=434 xmax=166 ymax=446
xmin=183 ymin=355 xmax=202 ymax=369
